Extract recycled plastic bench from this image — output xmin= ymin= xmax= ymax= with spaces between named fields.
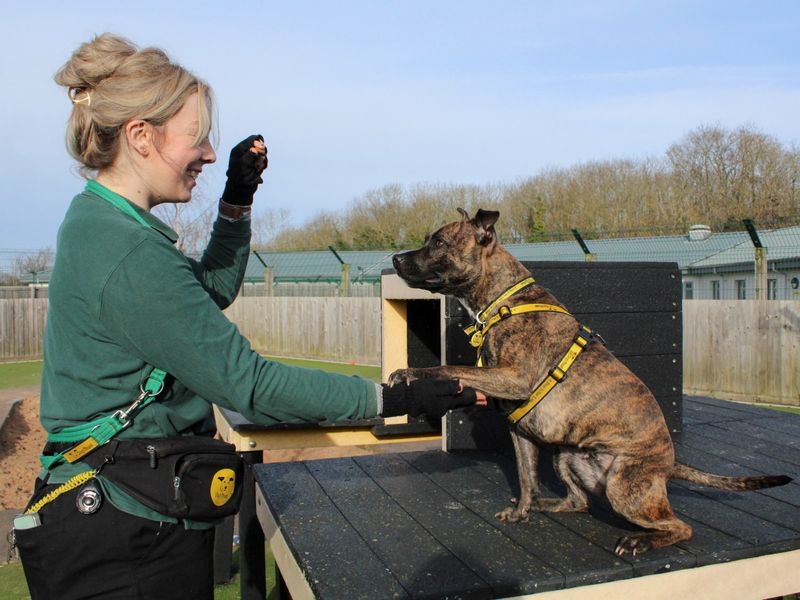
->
xmin=254 ymin=396 xmax=800 ymax=599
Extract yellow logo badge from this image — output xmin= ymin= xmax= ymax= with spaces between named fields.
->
xmin=210 ymin=468 xmax=236 ymax=506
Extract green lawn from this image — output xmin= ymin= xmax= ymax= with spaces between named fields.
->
xmin=0 ymin=361 xmax=43 ymax=390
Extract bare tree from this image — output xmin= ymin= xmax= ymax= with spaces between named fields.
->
xmin=252 ymin=206 xmax=292 ymax=249
xmin=666 ymin=124 xmax=796 ymax=224
xmin=263 ymin=124 xmax=800 ymax=250
xmin=14 ymin=248 xmax=54 ymax=283
xmin=153 ymin=191 xmax=215 ymax=253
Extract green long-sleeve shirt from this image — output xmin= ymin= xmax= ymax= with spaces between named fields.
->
xmin=41 ymin=182 xmax=378 ymax=522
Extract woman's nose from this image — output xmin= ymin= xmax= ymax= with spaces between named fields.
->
xmin=200 ymin=139 xmax=216 ymax=164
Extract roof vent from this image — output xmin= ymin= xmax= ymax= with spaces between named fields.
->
xmin=688 ymin=224 xmax=712 ymax=241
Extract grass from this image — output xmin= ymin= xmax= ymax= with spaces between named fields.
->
xmin=0 ymin=564 xmax=30 ymax=599
xmin=261 ymin=355 xmax=381 ymax=382
xmin=763 ymin=405 xmax=800 ymax=416
xmin=212 ymin=547 xmax=278 ymax=600
xmin=0 ymin=361 xmax=43 ymax=390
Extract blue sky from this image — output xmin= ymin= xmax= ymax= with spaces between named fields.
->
xmin=1 ymin=1 xmax=798 ymax=249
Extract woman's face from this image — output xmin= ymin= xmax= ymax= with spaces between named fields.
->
xmin=147 ymin=92 xmax=216 ymax=205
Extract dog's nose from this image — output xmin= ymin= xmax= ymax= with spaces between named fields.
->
xmin=392 ymin=254 xmax=406 ymax=269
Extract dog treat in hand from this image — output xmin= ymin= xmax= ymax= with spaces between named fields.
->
xmin=249 ymin=139 xmax=266 ymax=155
xmin=249 ymin=138 xmax=267 ymax=172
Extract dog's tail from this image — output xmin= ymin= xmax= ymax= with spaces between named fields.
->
xmin=670 ymin=463 xmax=791 ymax=490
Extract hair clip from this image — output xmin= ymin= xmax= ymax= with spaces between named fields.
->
xmin=68 ymin=87 xmax=92 ymax=107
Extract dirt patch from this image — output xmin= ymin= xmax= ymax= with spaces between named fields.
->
xmin=0 ymin=397 xmax=46 ymax=510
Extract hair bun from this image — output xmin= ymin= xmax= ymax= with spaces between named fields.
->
xmin=54 ymin=33 xmax=137 ymax=93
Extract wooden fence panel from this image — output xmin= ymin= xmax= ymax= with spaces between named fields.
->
xmin=4 ymin=298 xmax=799 ymax=406
xmin=0 ymin=299 xmax=49 ymax=361
xmin=683 ymin=300 xmax=800 ymax=406
xmin=223 ymin=296 xmax=382 ymax=366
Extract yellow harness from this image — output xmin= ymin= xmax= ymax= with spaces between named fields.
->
xmin=463 ymin=276 xmax=596 ymax=424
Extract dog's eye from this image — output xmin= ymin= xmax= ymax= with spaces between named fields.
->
xmin=434 ymin=238 xmax=445 ymax=249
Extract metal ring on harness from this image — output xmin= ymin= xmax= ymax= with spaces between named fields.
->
xmin=140 ymin=378 xmax=165 ymax=398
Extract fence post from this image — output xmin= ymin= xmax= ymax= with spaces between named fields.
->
xmin=340 ymin=263 xmax=351 ymax=297
xmin=571 ymin=229 xmax=595 ymax=262
xmin=251 ymin=251 xmax=272 ymax=297
xmin=743 ymin=219 xmax=767 ymax=300
xmin=264 ymin=266 xmax=274 ymax=297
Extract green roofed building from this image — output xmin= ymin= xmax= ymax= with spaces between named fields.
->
xmin=8 ymin=225 xmax=800 ymax=300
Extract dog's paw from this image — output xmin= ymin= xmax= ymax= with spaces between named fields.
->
xmin=495 ymin=506 xmax=528 ymax=523
xmin=614 ymin=535 xmax=653 ymax=556
xmin=387 ymin=369 xmax=418 ymax=387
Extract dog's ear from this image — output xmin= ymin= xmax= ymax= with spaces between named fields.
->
xmin=457 ymin=207 xmax=470 ymax=221
xmin=473 ymin=209 xmax=500 ymax=249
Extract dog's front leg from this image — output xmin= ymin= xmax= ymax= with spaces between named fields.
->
xmin=388 ymin=366 xmax=533 ymax=400
xmin=496 ymin=429 xmax=540 ymax=523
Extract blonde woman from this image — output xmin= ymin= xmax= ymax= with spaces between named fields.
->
xmin=15 ymin=33 xmax=475 ymax=599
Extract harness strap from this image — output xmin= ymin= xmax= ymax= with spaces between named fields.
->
xmin=465 ymin=303 xmax=571 ymax=351
xmin=507 ymin=325 xmax=594 ymax=424
xmin=469 ymin=276 xmax=536 ymax=330
xmin=461 ymin=276 xmax=599 ymax=423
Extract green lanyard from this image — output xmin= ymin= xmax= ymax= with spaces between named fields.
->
xmin=86 ymin=179 xmax=151 ymax=227
xmin=43 ymin=181 xmax=170 ymax=469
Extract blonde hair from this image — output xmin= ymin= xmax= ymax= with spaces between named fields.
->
xmin=54 ymin=33 xmax=215 ymax=176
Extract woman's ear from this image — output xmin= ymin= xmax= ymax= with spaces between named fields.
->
xmin=124 ymin=119 xmax=151 ymax=157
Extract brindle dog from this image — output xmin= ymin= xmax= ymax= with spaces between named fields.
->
xmin=389 ymin=208 xmax=791 ymax=555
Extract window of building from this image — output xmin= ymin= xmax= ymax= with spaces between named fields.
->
xmin=711 ymin=280 xmax=721 ymax=299
xmin=684 ymin=281 xmax=694 ymax=299
xmin=768 ymin=278 xmax=777 ymax=300
xmin=736 ymin=279 xmax=746 ymax=299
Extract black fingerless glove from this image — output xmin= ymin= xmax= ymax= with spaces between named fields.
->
xmin=221 ymin=134 xmax=268 ymax=206
xmin=380 ymin=379 xmax=477 ymax=419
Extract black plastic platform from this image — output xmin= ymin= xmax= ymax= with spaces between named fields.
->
xmin=255 ymin=397 xmax=800 ymax=599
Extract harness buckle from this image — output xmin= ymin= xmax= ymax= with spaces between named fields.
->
xmin=498 ymin=305 xmax=512 ymax=320
xmin=575 ymin=326 xmax=595 ymax=347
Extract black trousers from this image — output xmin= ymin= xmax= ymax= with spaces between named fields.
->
xmin=16 ymin=478 xmax=214 ymax=600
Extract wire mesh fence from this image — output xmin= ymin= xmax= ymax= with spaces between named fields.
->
xmin=3 ymin=221 xmax=799 ymax=299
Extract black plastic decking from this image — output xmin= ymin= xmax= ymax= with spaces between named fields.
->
xmin=254 ymin=396 xmax=800 ymax=599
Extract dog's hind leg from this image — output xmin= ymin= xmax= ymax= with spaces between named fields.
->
xmin=605 ymin=458 xmax=692 ymax=555
xmin=529 ymin=448 xmax=591 ymax=513
xmin=496 ymin=430 xmax=540 ymax=522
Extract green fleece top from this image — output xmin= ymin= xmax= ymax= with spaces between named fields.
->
xmin=41 ymin=181 xmax=378 ymax=523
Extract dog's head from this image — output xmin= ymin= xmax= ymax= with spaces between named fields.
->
xmin=392 ymin=208 xmax=499 ymax=296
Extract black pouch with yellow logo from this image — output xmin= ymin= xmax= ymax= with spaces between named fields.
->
xmin=83 ymin=436 xmax=244 ymax=521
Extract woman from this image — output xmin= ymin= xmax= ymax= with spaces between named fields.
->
xmin=15 ymin=33 xmax=475 ymax=599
